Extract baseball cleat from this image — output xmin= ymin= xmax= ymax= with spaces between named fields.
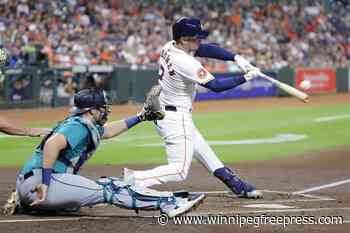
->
xmin=238 ymin=189 xmax=263 ymax=199
xmin=123 ymin=168 xmax=136 ymax=185
xmin=214 ymin=167 xmax=263 ymax=199
xmin=161 ymin=193 xmax=205 ymax=218
xmin=3 ymin=190 xmax=19 ymax=216
xmin=173 ymin=190 xmax=190 ymax=198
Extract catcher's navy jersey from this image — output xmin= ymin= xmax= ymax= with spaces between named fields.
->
xmin=20 ymin=117 xmax=104 ymax=175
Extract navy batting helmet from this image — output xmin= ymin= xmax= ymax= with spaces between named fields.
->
xmin=172 ymin=17 xmax=209 ymax=41
xmin=71 ymin=88 xmax=109 ymax=115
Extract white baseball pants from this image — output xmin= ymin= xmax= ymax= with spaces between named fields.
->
xmin=132 ymin=109 xmax=224 ymax=187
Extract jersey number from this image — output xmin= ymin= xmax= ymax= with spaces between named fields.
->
xmin=158 ymin=65 xmax=165 ymax=80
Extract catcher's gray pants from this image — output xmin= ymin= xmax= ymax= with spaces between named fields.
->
xmin=16 ymin=169 xmax=175 ymax=212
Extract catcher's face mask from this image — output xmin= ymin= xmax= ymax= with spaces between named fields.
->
xmin=94 ymin=105 xmax=111 ymax=126
xmin=72 ymin=88 xmax=111 ymax=125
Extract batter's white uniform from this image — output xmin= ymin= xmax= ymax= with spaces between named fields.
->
xmin=131 ymin=41 xmax=225 ymax=187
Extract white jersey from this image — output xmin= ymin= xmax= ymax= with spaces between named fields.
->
xmin=158 ymin=41 xmax=214 ymax=110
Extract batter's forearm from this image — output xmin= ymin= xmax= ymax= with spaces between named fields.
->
xmin=202 ymin=75 xmax=246 ymax=92
xmin=195 ymin=43 xmax=236 ymax=61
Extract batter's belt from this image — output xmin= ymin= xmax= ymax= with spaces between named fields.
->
xmin=164 ymin=105 xmax=192 ymax=113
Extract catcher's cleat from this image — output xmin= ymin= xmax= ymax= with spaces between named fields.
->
xmin=187 ymin=193 xmax=205 ymax=211
xmin=161 ymin=193 xmax=205 ymax=218
xmin=3 ymin=190 xmax=19 ymax=216
xmin=123 ymin=168 xmax=136 ymax=185
xmin=173 ymin=190 xmax=190 ymax=198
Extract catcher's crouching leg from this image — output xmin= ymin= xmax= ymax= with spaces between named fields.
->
xmin=97 ymin=177 xmax=205 ymax=217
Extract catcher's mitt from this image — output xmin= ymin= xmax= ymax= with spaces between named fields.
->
xmin=138 ymin=85 xmax=165 ymax=121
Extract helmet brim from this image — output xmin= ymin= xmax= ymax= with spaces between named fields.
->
xmin=196 ymin=30 xmax=209 ymax=39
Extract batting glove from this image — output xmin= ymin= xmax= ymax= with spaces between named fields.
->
xmin=234 ymin=54 xmax=258 ymax=73
xmin=243 ymin=67 xmax=260 ymax=81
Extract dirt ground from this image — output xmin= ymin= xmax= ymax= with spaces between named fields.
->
xmin=0 ymin=94 xmax=349 ymax=233
xmin=0 ymin=149 xmax=349 ymax=233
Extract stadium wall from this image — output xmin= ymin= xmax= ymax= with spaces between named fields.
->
xmin=0 ymin=66 xmax=348 ymax=109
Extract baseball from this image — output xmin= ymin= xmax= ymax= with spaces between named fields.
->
xmin=300 ymin=80 xmax=311 ymax=90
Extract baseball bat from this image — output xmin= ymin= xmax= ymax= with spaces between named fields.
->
xmin=258 ymin=72 xmax=309 ymax=103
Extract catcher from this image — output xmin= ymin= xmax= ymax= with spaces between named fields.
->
xmin=3 ymin=87 xmax=204 ymax=217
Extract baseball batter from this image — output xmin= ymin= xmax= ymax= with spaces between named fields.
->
xmin=124 ymin=17 xmax=263 ymax=198
xmin=4 ymin=88 xmax=204 ymax=217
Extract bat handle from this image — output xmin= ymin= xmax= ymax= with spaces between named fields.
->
xmin=258 ymin=71 xmax=271 ymax=80
xmin=258 ymin=72 xmax=277 ymax=84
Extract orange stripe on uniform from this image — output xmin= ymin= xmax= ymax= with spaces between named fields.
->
xmin=135 ymin=114 xmax=189 ymax=181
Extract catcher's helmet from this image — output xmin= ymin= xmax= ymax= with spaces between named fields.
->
xmin=172 ymin=17 xmax=209 ymax=41
xmin=71 ymin=88 xmax=109 ymax=115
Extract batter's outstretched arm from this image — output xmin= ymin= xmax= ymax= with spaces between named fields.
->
xmin=195 ymin=43 xmax=236 ymax=61
xmin=195 ymin=43 xmax=258 ymax=73
xmin=201 ymin=75 xmax=246 ymax=92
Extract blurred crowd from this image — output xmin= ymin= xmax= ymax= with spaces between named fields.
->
xmin=0 ymin=0 xmax=349 ymax=72
xmin=4 ymin=70 xmax=111 ymax=104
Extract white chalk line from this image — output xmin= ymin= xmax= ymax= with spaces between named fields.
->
xmin=2 ymin=208 xmax=349 ymax=224
xmin=191 ymin=190 xmax=335 ymax=204
xmin=293 ymin=178 xmax=350 ymax=195
xmin=313 ymin=114 xmax=350 ymax=123
xmin=138 ymin=134 xmax=307 ymax=147
xmin=0 ymin=216 xmax=107 ymax=223
xmin=193 ymin=207 xmax=350 ymax=216
xmin=0 ymin=215 xmax=155 ymax=223
xmin=192 ymin=190 xmax=334 ymax=199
